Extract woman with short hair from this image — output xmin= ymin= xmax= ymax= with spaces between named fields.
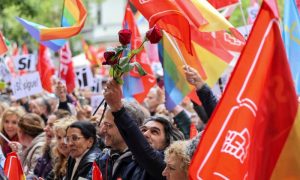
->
xmin=65 ymin=121 xmax=101 ymax=180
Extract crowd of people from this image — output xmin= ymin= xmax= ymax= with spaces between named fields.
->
xmin=0 ymin=65 xmax=218 ymax=180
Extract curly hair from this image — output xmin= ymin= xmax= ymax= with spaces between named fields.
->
xmin=51 ymin=116 xmax=76 ymax=179
xmin=164 ymin=140 xmax=190 ymax=176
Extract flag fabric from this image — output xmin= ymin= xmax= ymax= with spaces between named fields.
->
xmin=4 ymin=152 xmax=26 ymax=180
xmin=0 ymin=32 xmax=8 ymax=55
xmin=122 ymin=4 xmax=156 ymax=103
xmin=174 ymin=0 xmax=242 ymax=87
xmin=297 ymin=0 xmax=300 ymax=12
xmin=190 ymin=123 xmax=198 ymax=139
xmin=158 ymin=33 xmax=195 ymax=110
xmin=175 ymin=0 xmax=233 ymax=32
xmin=82 ymin=39 xmax=102 ymax=66
xmin=283 ymin=0 xmax=300 ymax=94
xmin=16 ymin=0 xmax=87 ymax=51
xmin=189 ymin=1 xmax=299 ymax=180
xmin=207 ymin=0 xmax=239 ymax=10
xmin=37 ymin=44 xmax=54 ymax=92
xmin=191 ymin=28 xmax=234 ymax=87
xmin=22 ymin=44 xmax=28 ymax=55
xmin=59 ymin=42 xmax=76 ymax=93
xmin=92 ymin=161 xmax=103 ymax=180
xmin=130 ymin=0 xmax=192 ymax=53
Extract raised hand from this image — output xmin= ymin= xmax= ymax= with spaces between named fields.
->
xmin=183 ymin=65 xmax=205 ymax=90
xmin=103 ymin=79 xmax=123 ymax=112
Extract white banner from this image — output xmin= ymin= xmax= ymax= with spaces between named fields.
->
xmin=11 ymin=72 xmax=43 ymax=100
xmin=13 ymin=54 xmax=36 ymax=71
xmin=92 ymin=76 xmax=103 ymax=93
xmin=75 ymin=66 xmax=93 ymax=88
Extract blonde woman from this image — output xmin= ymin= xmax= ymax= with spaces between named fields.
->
xmin=0 ymin=106 xmax=25 ymax=156
xmin=46 ymin=116 xmax=76 ymax=180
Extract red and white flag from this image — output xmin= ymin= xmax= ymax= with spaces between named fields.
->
xmin=189 ymin=0 xmax=299 ymax=179
xmin=59 ymin=42 xmax=76 ymax=93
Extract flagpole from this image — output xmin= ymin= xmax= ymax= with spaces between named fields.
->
xmin=164 ymin=31 xmax=188 ymax=66
xmin=0 ymin=132 xmax=10 ymax=143
xmin=57 ymin=0 xmax=66 ymax=81
xmin=238 ymin=0 xmax=250 ymax=37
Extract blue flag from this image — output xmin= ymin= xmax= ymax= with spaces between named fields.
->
xmin=283 ymin=0 xmax=300 ymax=94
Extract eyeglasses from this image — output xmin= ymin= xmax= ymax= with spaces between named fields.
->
xmin=64 ymin=135 xmax=84 ymax=144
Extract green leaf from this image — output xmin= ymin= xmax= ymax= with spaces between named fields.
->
xmin=131 ymin=62 xmax=147 ymax=76
xmin=119 ymin=57 xmax=130 ymax=67
xmin=123 ymin=63 xmax=134 ymax=73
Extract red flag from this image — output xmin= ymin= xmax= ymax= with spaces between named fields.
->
xmin=82 ymin=39 xmax=102 ymax=66
xmin=59 ymin=42 xmax=76 ymax=93
xmin=123 ymin=4 xmax=156 ymax=103
xmin=189 ymin=1 xmax=298 ymax=180
xmin=92 ymin=161 xmax=103 ymax=180
xmin=190 ymin=123 xmax=198 ymax=139
xmin=215 ymin=29 xmax=246 ymax=53
xmin=4 ymin=152 xmax=26 ymax=180
xmin=37 ymin=44 xmax=54 ymax=92
xmin=0 ymin=32 xmax=8 ymax=55
xmin=22 ymin=43 xmax=28 ymax=54
xmin=207 ymin=0 xmax=239 ymax=9
xmin=130 ymin=0 xmax=192 ymax=53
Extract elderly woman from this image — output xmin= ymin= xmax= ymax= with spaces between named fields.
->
xmin=9 ymin=113 xmax=45 ymax=176
xmin=162 ymin=132 xmax=202 ymax=180
xmin=65 ymin=121 xmax=101 ymax=180
xmin=162 ymin=141 xmax=190 ymax=180
xmin=0 ymin=107 xmax=25 ymax=156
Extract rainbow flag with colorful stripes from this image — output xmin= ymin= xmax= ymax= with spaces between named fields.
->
xmin=16 ymin=0 xmax=86 ymax=51
xmin=159 ymin=33 xmax=195 ymax=110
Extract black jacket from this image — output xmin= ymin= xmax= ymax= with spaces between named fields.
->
xmin=112 ymin=108 xmax=166 ymax=180
xmin=196 ymin=84 xmax=218 ymax=119
xmin=94 ymin=149 xmax=133 ymax=180
xmin=65 ymin=146 xmax=101 ymax=180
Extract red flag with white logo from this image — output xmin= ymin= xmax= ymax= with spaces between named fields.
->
xmin=59 ymin=42 xmax=76 ymax=93
xmin=189 ymin=0 xmax=298 ymax=179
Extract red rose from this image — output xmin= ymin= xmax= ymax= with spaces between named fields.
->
xmin=103 ymin=51 xmax=118 ymax=65
xmin=118 ymin=29 xmax=132 ymax=46
xmin=146 ymin=25 xmax=162 ymax=44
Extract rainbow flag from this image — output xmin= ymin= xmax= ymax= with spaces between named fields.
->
xmin=159 ymin=33 xmax=194 ymax=110
xmin=16 ymin=0 xmax=86 ymax=51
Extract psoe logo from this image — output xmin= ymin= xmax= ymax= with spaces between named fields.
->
xmin=139 ymin=0 xmax=150 ymax=4
xmin=221 ymin=128 xmax=250 ymax=164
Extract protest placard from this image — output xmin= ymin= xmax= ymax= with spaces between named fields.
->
xmin=75 ymin=66 xmax=93 ymax=88
xmin=13 ymin=54 xmax=36 ymax=71
xmin=11 ymin=72 xmax=43 ymax=99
